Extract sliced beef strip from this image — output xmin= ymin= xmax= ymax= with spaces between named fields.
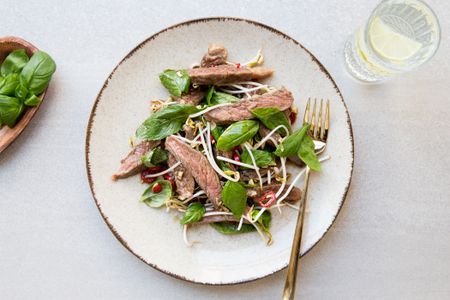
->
xmin=193 ymin=214 xmax=239 ymax=226
xmin=247 ymin=184 xmax=302 ymax=203
xmin=200 ymin=45 xmax=228 ymax=67
xmin=182 ymin=124 xmax=195 ymax=140
xmin=204 ymin=87 xmax=293 ymax=124
xmin=112 ymin=141 xmax=160 ymax=180
xmin=240 ymin=168 xmax=269 ymax=182
xmin=168 ymin=153 xmax=195 ymax=200
xmin=188 ymin=65 xmax=273 ymax=86
xmin=176 ymin=88 xmax=205 ymax=105
xmin=258 ymin=125 xmax=283 ymax=147
xmin=165 ymin=136 xmax=222 ymax=209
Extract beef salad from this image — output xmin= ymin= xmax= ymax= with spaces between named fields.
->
xmin=112 ymin=46 xmax=323 ymax=246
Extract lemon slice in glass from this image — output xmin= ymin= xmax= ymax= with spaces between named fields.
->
xmin=369 ymin=17 xmax=422 ymax=62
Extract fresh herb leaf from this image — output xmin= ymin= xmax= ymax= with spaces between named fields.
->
xmin=221 ymin=181 xmax=247 ymax=218
xmin=0 ymin=73 xmax=20 ymax=96
xmin=274 ymin=124 xmax=310 ymax=157
xmin=210 ymin=222 xmax=256 ymax=234
xmin=141 ymin=147 xmax=168 ymax=167
xmin=251 ymin=209 xmax=272 ymax=230
xmin=140 ymin=180 xmax=172 ymax=208
xmin=240 ymin=149 xmax=275 ymax=167
xmin=20 ymin=50 xmax=56 ymax=95
xmin=298 ymin=135 xmax=321 ymax=171
xmin=0 ymin=95 xmax=24 ymax=128
xmin=210 ymin=91 xmax=239 ymax=105
xmin=216 ymin=120 xmax=259 ymax=151
xmin=136 ymin=104 xmax=199 ymax=140
xmin=180 ymin=202 xmax=206 ymax=225
xmin=251 ymin=107 xmax=290 ymax=133
xmin=205 ymin=86 xmax=214 ymax=105
xmin=14 ymin=83 xmax=28 ymax=100
xmin=211 ymin=125 xmax=223 ymax=141
xmin=159 ymin=69 xmax=190 ymax=97
xmin=1 ymin=49 xmax=29 ymax=76
xmin=24 ymin=94 xmax=41 ymax=106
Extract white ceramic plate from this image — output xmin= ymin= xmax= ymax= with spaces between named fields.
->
xmin=86 ymin=18 xmax=354 ymax=285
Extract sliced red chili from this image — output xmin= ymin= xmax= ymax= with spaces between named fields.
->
xmin=210 ymin=133 xmax=215 ymax=143
xmin=289 ymin=111 xmax=297 ymax=124
xmin=233 ymin=146 xmax=240 ymax=153
xmin=233 ymin=153 xmax=240 ymax=162
xmin=141 ymin=169 xmax=156 ymax=184
xmin=236 ymin=63 xmax=241 ymax=69
xmin=152 ymin=183 xmax=162 ymax=193
xmin=259 ymin=191 xmax=276 ymax=208
xmin=163 ymin=174 xmax=176 ymax=189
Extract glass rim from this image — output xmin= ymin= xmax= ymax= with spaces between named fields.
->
xmin=363 ymin=0 xmax=441 ymax=70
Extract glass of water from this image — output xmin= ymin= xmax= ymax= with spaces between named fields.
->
xmin=344 ymin=0 xmax=441 ymax=82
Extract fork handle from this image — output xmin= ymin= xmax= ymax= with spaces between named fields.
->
xmin=282 ymin=167 xmax=311 ymax=300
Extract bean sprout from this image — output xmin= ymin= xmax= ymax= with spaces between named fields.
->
xmin=189 ymin=103 xmax=234 ymax=119
xmin=145 ymin=162 xmax=181 ymax=178
xmin=216 ymin=156 xmax=256 ymax=169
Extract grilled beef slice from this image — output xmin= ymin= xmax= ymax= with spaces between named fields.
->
xmin=112 ymin=141 xmax=160 ymax=180
xmin=176 ymin=88 xmax=205 ymax=105
xmin=204 ymin=87 xmax=293 ymax=124
xmin=188 ymin=65 xmax=273 ymax=86
xmin=247 ymin=184 xmax=302 ymax=203
xmin=201 ymin=45 xmax=228 ymax=67
xmin=168 ymin=153 xmax=195 ymax=200
xmin=258 ymin=125 xmax=283 ymax=147
xmin=165 ymin=136 xmax=222 ymax=208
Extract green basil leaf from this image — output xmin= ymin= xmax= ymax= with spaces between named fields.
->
xmin=136 ymin=104 xmax=199 ymax=140
xmin=240 ymin=149 xmax=276 ymax=168
xmin=251 ymin=209 xmax=272 ymax=230
xmin=14 ymin=83 xmax=28 ymax=100
xmin=211 ymin=125 xmax=223 ymax=141
xmin=140 ymin=180 xmax=172 ymax=208
xmin=210 ymin=222 xmax=256 ymax=234
xmin=180 ymin=202 xmax=206 ymax=225
xmin=0 ymin=73 xmax=20 ymax=96
xmin=0 ymin=95 xmax=24 ymax=128
xmin=251 ymin=107 xmax=290 ymax=133
xmin=221 ymin=180 xmax=247 ymax=218
xmin=298 ymin=135 xmax=321 ymax=171
xmin=20 ymin=51 xmax=56 ymax=95
xmin=216 ymin=120 xmax=259 ymax=151
xmin=274 ymin=124 xmax=310 ymax=157
xmin=159 ymin=69 xmax=190 ymax=97
xmin=24 ymin=94 xmax=41 ymax=106
xmin=1 ymin=49 xmax=29 ymax=76
xmin=141 ymin=147 xmax=168 ymax=167
xmin=210 ymin=91 xmax=239 ymax=105
xmin=205 ymin=86 xmax=214 ymax=105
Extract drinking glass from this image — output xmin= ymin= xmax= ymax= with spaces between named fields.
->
xmin=344 ymin=0 xmax=441 ymax=82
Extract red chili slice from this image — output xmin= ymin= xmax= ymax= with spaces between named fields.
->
xmin=259 ymin=191 xmax=276 ymax=208
xmin=152 ymin=183 xmax=162 ymax=193
xmin=163 ymin=174 xmax=176 ymax=189
xmin=289 ymin=111 xmax=297 ymax=124
xmin=141 ymin=169 xmax=156 ymax=184
xmin=233 ymin=153 xmax=240 ymax=162
xmin=236 ymin=63 xmax=241 ymax=69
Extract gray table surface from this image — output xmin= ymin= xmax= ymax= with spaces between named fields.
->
xmin=1 ymin=1 xmax=449 ymax=299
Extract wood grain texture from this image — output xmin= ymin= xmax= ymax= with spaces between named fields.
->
xmin=0 ymin=36 xmax=46 ymax=153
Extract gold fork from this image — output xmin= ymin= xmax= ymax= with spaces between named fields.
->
xmin=282 ymin=98 xmax=330 ymax=300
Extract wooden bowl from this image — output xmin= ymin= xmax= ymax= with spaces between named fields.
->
xmin=0 ymin=36 xmax=48 ymax=153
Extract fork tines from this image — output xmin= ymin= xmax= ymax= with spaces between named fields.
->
xmin=303 ymin=97 xmax=329 ymax=142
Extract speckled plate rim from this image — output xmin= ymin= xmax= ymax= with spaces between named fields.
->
xmin=85 ymin=17 xmax=354 ymax=285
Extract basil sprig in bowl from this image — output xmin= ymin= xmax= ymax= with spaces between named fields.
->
xmin=0 ymin=36 xmax=56 ymax=153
